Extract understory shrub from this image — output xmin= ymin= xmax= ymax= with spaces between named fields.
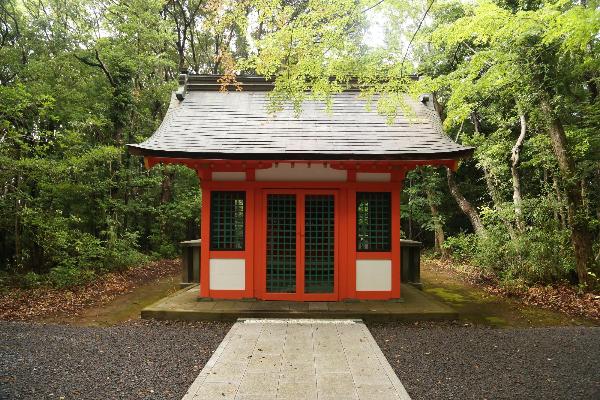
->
xmin=444 ymin=226 xmax=576 ymax=284
xmin=47 ymin=264 xmax=96 ymax=288
xmin=102 ymin=230 xmax=149 ymax=272
xmin=443 ymin=233 xmax=478 ymax=262
xmin=4 ymin=208 xmax=149 ymax=288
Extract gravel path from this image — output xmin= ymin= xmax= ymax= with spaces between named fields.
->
xmin=2 ymin=320 xmax=599 ymax=400
xmin=369 ymin=323 xmax=600 ymax=400
xmin=0 ymin=320 xmax=231 ymax=400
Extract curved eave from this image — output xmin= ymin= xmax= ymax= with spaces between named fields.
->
xmin=126 ymin=144 xmax=475 ymax=161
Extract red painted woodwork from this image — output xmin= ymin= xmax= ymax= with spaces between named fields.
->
xmin=199 ymin=180 xmax=210 ymax=298
xmin=355 ymin=252 xmax=392 ymax=260
xmin=144 ymin=156 xmax=457 ymax=173
xmin=151 ymin=158 xmax=431 ymax=301
xmin=255 ymin=189 xmax=340 ymax=301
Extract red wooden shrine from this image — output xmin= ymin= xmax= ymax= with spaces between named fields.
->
xmin=129 ymin=75 xmax=473 ymax=301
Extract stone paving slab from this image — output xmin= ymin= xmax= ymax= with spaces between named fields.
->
xmin=142 ymin=284 xmax=457 ymax=322
xmin=181 ymin=319 xmax=411 ymax=400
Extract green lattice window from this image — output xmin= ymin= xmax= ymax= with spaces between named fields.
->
xmin=304 ymin=195 xmax=335 ymax=294
xmin=210 ymin=191 xmax=245 ymax=251
xmin=266 ymin=194 xmax=297 ymax=293
xmin=357 ymin=192 xmax=391 ymax=252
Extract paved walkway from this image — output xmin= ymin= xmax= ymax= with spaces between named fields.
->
xmin=182 ymin=319 xmax=411 ymax=400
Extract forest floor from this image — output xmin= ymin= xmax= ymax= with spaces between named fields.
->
xmin=0 ymin=259 xmax=181 ymax=323
xmin=421 ymin=258 xmax=600 ymax=325
xmin=1 ymin=257 xmax=597 ymax=327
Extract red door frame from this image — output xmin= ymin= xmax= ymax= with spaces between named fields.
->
xmin=256 ymin=189 xmax=340 ymax=301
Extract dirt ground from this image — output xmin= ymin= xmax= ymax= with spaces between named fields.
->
xmin=25 ymin=259 xmax=599 ymax=328
xmin=420 ymin=261 xmax=597 ymax=327
xmin=45 ymin=274 xmax=180 ymax=326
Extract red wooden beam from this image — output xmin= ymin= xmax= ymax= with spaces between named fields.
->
xmin=144 ymin=157 xmax=459 ymax=173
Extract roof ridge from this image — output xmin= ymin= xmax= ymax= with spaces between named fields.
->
xmin=177 ymin=74 xmax=420 ymax=94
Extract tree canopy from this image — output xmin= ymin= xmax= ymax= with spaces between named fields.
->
xmin=0 ymin=0 xmax=598 ymax=288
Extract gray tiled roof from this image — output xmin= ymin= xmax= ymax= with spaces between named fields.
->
xmin=127 ymin=81 xmax=473 ymax=161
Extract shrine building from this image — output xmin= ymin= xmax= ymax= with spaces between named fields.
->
xmin=128 ymin=75 xmax=473 ymax=301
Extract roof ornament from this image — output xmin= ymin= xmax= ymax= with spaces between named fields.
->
xmin=176 ymin=73 xmax=188 ymax=101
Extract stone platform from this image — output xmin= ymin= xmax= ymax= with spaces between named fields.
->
xmin=141 ymin=284 xmax=457 ymax=322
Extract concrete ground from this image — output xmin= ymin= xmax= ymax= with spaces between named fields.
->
xmin=141 ymin=284 xmax=457 ymax=322
xmin=182 ymin=319 xmax=411 ymax=400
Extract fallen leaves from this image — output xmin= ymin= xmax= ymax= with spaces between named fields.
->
xmin=509 ymin=284 xmax=600 ymax=322
xmin=0 ymin=259 xmax=180 ymax=321
xmin=426 ymin=259 xmax=600 ymax=322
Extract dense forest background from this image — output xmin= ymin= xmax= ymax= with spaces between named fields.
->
xmin=1 ymin=0 xmax=598 ymax=289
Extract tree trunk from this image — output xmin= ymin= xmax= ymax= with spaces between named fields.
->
xmin=552 ymin=173 xmax=567 ymax=229
xmin=432 ymin=95 xmax=486 ymax=237
xmin=426 ymin=187 xmax=448 ymax=258
xmin=160 ymin=170 xmax=174 ymax=204
xmin=545 ymin=169 xmax=560 ymax=224
xmin=511 ymin=113 xmax=527 ymax=231
xmin=581 ymin=177 xmax=589 ymax=218
xmin=541 ymin=99 xmax=594 ymax=284
xmin=178 ymin=46 xmax=185 ymax=73
xmin=482 ymin=166 xmax=516 ymax=239
xmin=14 ymin=176 xmax=21 ymax=267
xmin=596 ymin=168 xmax=600 ymax=223
xmin=213 ymin=36 xmax=221 ymax=74
xmin=189 ymin=25 xmax=199 ymax=74
xmin=446 ymin=167 xmax=486 ymax=236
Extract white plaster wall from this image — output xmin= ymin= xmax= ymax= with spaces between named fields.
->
xmin=356 ymin=172 xmax=391 ymax=182
xmin=212 ymin=171 xmax=246 ymax=181
xmin=255 ymin=163 xmax=347 ymax=182
xmin=209 ymin=259 xmax=245 ymax=290
xmin=356 ymin=260 xmax=392 ymax=291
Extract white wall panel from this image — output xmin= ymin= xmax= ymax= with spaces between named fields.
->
xmin=256 ymin=163 xmax=347 ymax=182
xmin=209 ymin=258 xmax=245 ymax=290
xmin=356 ymin=260 xmax=392 ymax=291
xmin=356 ymin=172 xmax=391 ymax=182
xmin=212 ymin=171 xmax=246 ymax=181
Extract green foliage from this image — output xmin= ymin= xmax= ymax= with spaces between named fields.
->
xmin=445 ymin=225 xmax=574 ymax=284
xmin=47 ymin=265 xmax=97 ymax=289
xmin=443 ymin=233 xmax=478 ymax=263
xmin=1 ymin=0 xmax=598 ymax=290
xmin=0 ymin=0 xmax=199 ymax=288
xmin=445 ymin=193 xmax=581 ymax=283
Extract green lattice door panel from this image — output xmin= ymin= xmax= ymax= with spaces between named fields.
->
xmin=266 ymin=194 xmax=297 ymax=293
xmin=304 ymin=195 xmax=335 ymax=294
